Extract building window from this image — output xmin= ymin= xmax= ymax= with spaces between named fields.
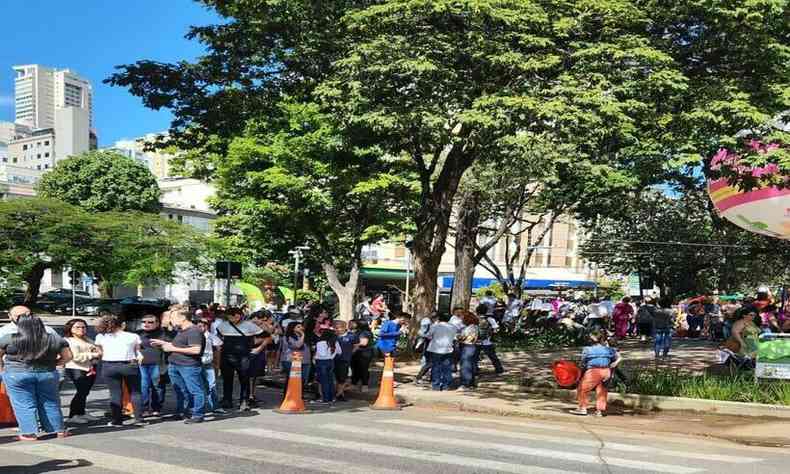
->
xmin=36 ymin=165 xmax=41 ymax=170
xmin=44 ymin=152 xmax=50 ymax=158
xmin=44 ymin=164 xmax=49 ymax=169
xmin=168 ymin=214 xmax=174 ymax=220
xmin=12 ymin=158 xmax=17 ymax=163
xmin=565 ymin=256 xmax=573 ymax=268
xmin=1 ymin=157 xmax=6 ymax=163
xmin=44 ymin=140 xmax=50 ymax=146
xmin=37 ymin=154 xmax=41 ymax=159
xmin=394 ymin=246 xmax=405 ymax=258
xmin=22 ymin=145 xmax=27 ymax=150
xmin=177 ymin=215 xmax=183 ymax=223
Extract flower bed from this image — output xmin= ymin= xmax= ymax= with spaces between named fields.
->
xmin=615 ymin=367 xmax=790 ymax=406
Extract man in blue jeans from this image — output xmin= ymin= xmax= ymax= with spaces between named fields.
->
xmin=137 ymin=314 xmax=172 ymax=416
xmin=153 ymin=309 xmax=206 ymax=423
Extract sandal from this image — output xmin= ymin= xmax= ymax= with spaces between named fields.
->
xmin=17 ymin=434 xmax=37 ymax=441
xmin=57 ymin=431 xmax=70 ymax=439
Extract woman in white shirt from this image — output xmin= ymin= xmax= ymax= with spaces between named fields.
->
xmin=94 ymin=315 xmax=145 ymax=427
xmin=313 ymin=329 xmax=341 ymax=404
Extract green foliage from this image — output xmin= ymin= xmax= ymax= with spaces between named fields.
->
xmin=242 ymin=263 xmax=291 ymax=289
xmin=211 ymin=101 xmax=415 ymax=274
xmin=498 ymin=328 xmax=585 ymax=352
xmin=579 ymin=187 xmax=790 ymax=298
xmin=296 ymin=289 xmax=321 ymax=304
xmin=0 ymin=198 xmax=210 ymax=299
xmin=38 ymin=150 xmax=161 ymax=213
xmin=616 ymin=367 xmax=790 ymax=406
xmin=475 ymin=283 xmax=505 ymax=300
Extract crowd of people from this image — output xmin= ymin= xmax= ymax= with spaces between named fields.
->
xmin=0 ymin=299 xmax=412 ymax=441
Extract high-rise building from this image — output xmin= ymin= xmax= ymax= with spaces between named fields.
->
xmin=0 ymin=121 xmax=32 ymax=145
xmin=13 ymin=65 xmax=93 ymax=131
xmin=110 ymin=133 xmax=174 ymax=179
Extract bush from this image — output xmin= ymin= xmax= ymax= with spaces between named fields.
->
xmin=498 ymin=327 xmax=585 ymax=351
xmin=614 ymin=367 xmax=790 ymax=405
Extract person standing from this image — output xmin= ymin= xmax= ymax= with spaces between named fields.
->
xmin=63 ymin=318 xmax=101 ymax=422
xmin=313 ymin=329 xmax=341 ymax=404
xmin=426 ymin=313 xmax=457 ymax=391
xmin=653 ymin=297 xmax=676 ymax=358
xmin=214 ymin=307 xmax=264 ymax=411
xmin=137 ymin=314 xmax=172 ymax=416
xmin=504 ymin=293 xmax=523 ymax=331
xmin=376 ymin=313 xmax=409 ymax=357
xmin=369 ymin=294 xmax=387 ymax=321
xmin=636 ymin=298 xmax=656 ymax=343
xmin=94 ymin=314 xmax=145 ymax=427
xmin=414 ymin=312 xmax=436 ymax=384
xmin=571 ymin=330 xmax=621 ymax=417
xmin=280 ymin=321 xmax=311 ymax=393
xmin=612 ymin=297 xmax=634 ymax=339
xmin=195 ymin=317 xmax=224 ymax=415
xmin=480 ymin=291 xmax=497 ymax=318
xmin=0 ymin=313 xmax=72 ymax=440
xmin=333 ymin=320 xmax=358 ymax=402
xmin=152 ymin=309 xmax=206 ymax=423
xmin=457 ymin=311 xmax=479 ymax=391
xmin=475 ymin=304 xmax=504 ymax=375
xmin=0 ymin=306 xmax=58 ymax=338
xmin=350 ymin=321 xmax=374 ymax=392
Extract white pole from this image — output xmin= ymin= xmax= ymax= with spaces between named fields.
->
xmin=294 ymin=250 xmax=300 ymax=306
xmin=71 ymin=269 xmax=76 ymax=317
xmin=405 ymin=251 xmax=411 ymax=313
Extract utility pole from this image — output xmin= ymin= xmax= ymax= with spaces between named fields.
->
xmin=404 ymin=240 xmax=414 ymax=313
xmin=288 ymin=246 xmax=310 ymax=306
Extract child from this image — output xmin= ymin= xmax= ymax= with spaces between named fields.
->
xmin=333 ymin=320 xmax=359 ymax=401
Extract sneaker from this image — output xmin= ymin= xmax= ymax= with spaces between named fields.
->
xmin=309 ymin=400 xmax=328 ymax=405
xmin=150 ymin=411 xmax=161 ymax=417
xmin=248 ymin=398 xmax=258 ymax=408
xmin=456 ymin=386 xmax=469 ymax=392
xmin=570 ymin=408 xmax=588 ymax=416
xmin=414 ymin=378 xmax=423 ymax=385
xmin=594 ymin=411 xmax=605 ymax=418
xmin=336 ymin=394 xmax=347 ymax=402
xmin=184 ymin=417 xmax=204 ymax=424
xmin=213 ymin=407 xmax=227 ymax=415
xmin=220 ymin=400 xmax=233 ymax=410
xmin=240 ymin=400 xmax=250 ymax=412
xmin=106 ymin=421 xmax=124 ymax=427
xmin=132 ymin=419 xmax=149 ymax=427
xmin=360 ymin=386 xmax=368 ymax=393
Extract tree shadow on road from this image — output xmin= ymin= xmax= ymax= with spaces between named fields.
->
xmin=0 ymin=459 xmax=92 ymax=473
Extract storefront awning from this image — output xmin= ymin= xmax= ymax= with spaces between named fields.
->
xmin=439 ymin=276 xmax=597 ymax=291
xmin=360 ymin=268 xmax=414 ymax=281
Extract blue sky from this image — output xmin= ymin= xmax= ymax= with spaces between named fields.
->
xmin=0 ymin=0 xmax=217 ymax=146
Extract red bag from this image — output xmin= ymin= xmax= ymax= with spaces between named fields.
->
xmin=0 ymin=383 xmax=18 ymax=426
xmin=552 ymin=360 xmax=582 ymax=388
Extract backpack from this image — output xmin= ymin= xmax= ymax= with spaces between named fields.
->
xmin=478 ymin=317 xmax=492 ymax=342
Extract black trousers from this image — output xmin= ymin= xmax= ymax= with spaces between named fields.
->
xmin=221 ymin=353 xmax=251 ymax=403
xmin=65 ymin=368 xmax=95 ymax=417
xmin=350 ymin=350 xmax=373 ymax=386
xmin=102 ymin=361 xmax=142 ymax=423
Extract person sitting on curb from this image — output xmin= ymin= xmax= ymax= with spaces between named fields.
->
xmin=571 ymin=330 xmax=621 ymax=417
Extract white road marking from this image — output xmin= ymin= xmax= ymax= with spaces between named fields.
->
xmin=323 ymin=422 xmax=702 ymax=474
xmin=388 ymin=418 xmax=762 ymax=464
xmin=129 ymin=434 xmax=406 ymax=474
xmin=0 ymin=443 xmax=217 ymax=474
xmin=228 ymin=428 xmax=580 ymax=474
xmin=438 ymin=415 xmax=744 ymax=448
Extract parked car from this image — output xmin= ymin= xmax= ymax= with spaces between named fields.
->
xmin=43 ymin=289 xmax=91 ymax=300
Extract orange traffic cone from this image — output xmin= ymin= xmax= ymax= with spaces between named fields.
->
xmin=371 ymin=353 xmax=400 ymax=410
xmin=122 ymin=380 xmax=134 ymax=416
xmin=275 ymin=352 xmax=306 ymax=414
xmin=0 ymin=382 xmax=17 ymax=426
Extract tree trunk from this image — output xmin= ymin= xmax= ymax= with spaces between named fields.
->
xmin=412 ymin=251 xmax=440 ymax=321
xmin=23 ymin=262 xmax=49 ymax=305
xmin=323 ymin=262 xmax=359 ymax=322
xmin=99 ymin=282 xmax=114 ymax=299
xmin=450 ymin=192 xmax=481 ymax=310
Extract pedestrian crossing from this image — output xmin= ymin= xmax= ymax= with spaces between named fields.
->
xmin=0 ymin=410 xmax=777 ymax=474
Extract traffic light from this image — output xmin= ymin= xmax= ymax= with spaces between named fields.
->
xmin=216 ymin=261 xmax=242 ymax=279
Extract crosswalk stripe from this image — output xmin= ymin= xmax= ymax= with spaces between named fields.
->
xmin=128 ymin=434 xmax=406 ymax=474
xmin=227 ymin=428 xmax=580 ymax=474
xmin=437 ymin=415 xmax=746 ymax=449
xmin=0 ymin=443 xmax=216 ymax=474
xmin=387 ymin=419 xmax=762 ymax=464
xmin=322 ymin=423 xmax=701 ymax=474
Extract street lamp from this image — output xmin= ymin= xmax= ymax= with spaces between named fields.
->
xmin=288 ymin=246 xmax=310 ymax=306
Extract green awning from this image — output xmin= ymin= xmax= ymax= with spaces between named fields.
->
xmin=360 ymin=268 xmax=414 ymax=280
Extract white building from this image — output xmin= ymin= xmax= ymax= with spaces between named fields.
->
xmin=13 ymin=65 xmax=93 ymax=131
xmin=110 ymin=133 xmax=174 ymax=179
xmin=0 ymin=121 xmax=31 ymax=144
xmin=6 ymin=129 xmax=55 ymax=171
xmin=54 ymin=107 xmax=90 ymax=161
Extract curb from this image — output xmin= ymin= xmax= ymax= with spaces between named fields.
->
xmin=504 ymin=384 xmax=790 ymax=419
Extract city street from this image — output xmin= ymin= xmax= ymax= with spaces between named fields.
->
xmin=0 ymin=385 xmax=787 ymax=474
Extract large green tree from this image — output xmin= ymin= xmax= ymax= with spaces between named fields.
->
xmin=579 ymin=188 xmax=790 ymax=298
xmin=38 ymin=150 xmax=161 ymax=213
xmin=109 ymin=0 xmax=690 ymax=319
xmin=212 ymin=102 xmax=414 ymax=319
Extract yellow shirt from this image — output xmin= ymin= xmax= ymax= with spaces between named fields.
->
xmin=65 ymin=337 xmax=98 ymax=372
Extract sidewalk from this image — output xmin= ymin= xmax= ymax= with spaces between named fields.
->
xmin=372 ymin=340 xmax=790 ymax=447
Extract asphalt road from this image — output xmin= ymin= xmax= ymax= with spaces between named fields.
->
xmin=0 ymin=382 xmax=787 ymax=474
